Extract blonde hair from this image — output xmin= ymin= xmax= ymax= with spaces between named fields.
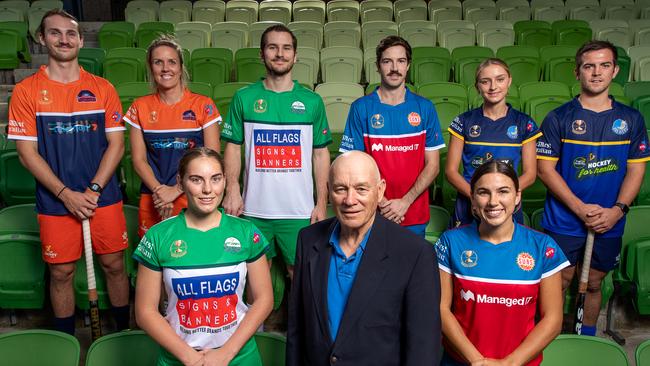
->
xmin=146 ymin=34 xmax=190 ymax=92
xmin=474 ymin=58 xmax=511 ymax=90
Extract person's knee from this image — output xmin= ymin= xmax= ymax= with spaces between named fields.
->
xmin=99 ymin=251 xmax=126 ymax=277
xmin=49 ymin=263 xmax=75 ymax=284
xmin=561 ymin=267 xmax=575 ymax=290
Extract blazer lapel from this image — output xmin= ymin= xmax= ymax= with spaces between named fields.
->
xmin=308 ymin=219 xmax=337 ymax=342
xmin=333 ymin=215 xmax=389 ymax=346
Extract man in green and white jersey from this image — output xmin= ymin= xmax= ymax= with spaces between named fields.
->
xmin=221 ymin=24 xmax=331 ymax=278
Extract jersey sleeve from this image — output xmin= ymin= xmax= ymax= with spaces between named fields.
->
xmin=247 ymin=223 xmax=270 ymax=262
xmin=448 ymin=115 xmax=464 ymax=141
xmin=7 ymin=83 xmax=37 ymax=141
xmin=199 ymin=95 xmax=222 ymax=129
xmin=312 ymin=96 xmax=332 ymax=148
xmin=434 ymin=233 xmax=452 ymax=273
xmin=339 ymin=100 xmax=366 ymax=152
xmin=132 ymin=231 xmax=162 ymax=271
xmin=221 ymin=91 xmax=244 ymax=144
xmin=122 ymin=98 xmax=142 ymax=130
xmin=536 ymin=112 xmax=561 ymax=161
xmin=103 ymin=83 xmax=126 ymax=133
xmin=425 ymin=102 xmax=445 ymax=151
xmin=540 ymin=235 xmax=570 ymax=279
xmin=521 ymin=114 xmax=541 ymax=145
xmin=627 ymin=112 xmax=650 ymax=163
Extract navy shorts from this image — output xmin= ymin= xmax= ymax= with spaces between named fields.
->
xmin=544 ymin=231 xmax=621 ymax=272
xmin=450 ymin=194 xmax=525 ymax=229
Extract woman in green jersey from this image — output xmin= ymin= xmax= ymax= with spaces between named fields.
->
xmin=134 ymin=147 xmax=273 ymax=366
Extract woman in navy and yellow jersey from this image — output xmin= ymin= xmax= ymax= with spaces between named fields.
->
xmin=445 ymin=58 xmax=542 ymax=228
xmin=123 ymin=36 xmax=221 ymax=237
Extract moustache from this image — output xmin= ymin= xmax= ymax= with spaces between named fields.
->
xmin=388 ymin=71 xmax=402 ymax=77
xmin=56 ymin=43 xmax=73 ymax=48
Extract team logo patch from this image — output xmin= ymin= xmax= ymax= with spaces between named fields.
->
xmin=516 ymin=252 xmax=535 ymax=271
xmin=407 ymin=112 xmax=421 ymax=127
xmin=573 ymin=156 xmax=586 ymax=169
xmin=640 ymin=140 xmax=647 ymax=152
xmin=461 ymin=250 xmax=478 ymax=267
xmin=460 ymin=289 xmax=475 ymax=301
xmin=526 ymin=121 xmax=534 ymax=132
xmin=224 ymin=237 xmax=241 ymax=252
xmin=322 ymin=128 xmax=328 ymax=135
xmin=545 ymin=247 xmax=555 ymax=258
xmin=371 ymin=113 xmax=384 ymax=129
xmin=39 ymin=89 xmax=52 ymax=105
xmin=149 ymin=111 xmax=158 ymax=123
xmin=291 ymin=101 xmax=306 ymax=114
xmin=182 ymin=110 xmax=197 ymax=121
xmin=469 ymin=125 xmax=481 ymax=137
xmin=507 ymin=125 xmax=518 ymax=139
xmin=76 ymin=90 xmax=96 ymax=103
xmin=572 ymin=120 xmax=587 ymax=135
xmin=253 ymin=232 xmax=260 ymax=243
xmin=170 ymin=240 xmax=188 ymax=258
xmin=111 ymin=111 xmax=122 ymax=122
xmin=204 ymin=103 xmax=214 ymax=116
xmin=254 ymin=99 xmax=267 ymax=113
xmin=43 ymin=245 xmax=57 ymax=259
xmin=612 ymin=119 xmax=628 ymax=135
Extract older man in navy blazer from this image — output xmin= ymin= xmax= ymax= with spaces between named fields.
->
xmin=287 ymin=151 xmax=441 ymax=366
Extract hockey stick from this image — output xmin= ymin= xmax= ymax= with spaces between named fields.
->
xmin=574 ymin=229 xmax=595 ymax=335
xmin=82 ymin=219 xmax=102 ymax=341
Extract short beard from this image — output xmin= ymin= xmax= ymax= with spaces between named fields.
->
xmin=264 ymin=60 xmax=294 ymax=77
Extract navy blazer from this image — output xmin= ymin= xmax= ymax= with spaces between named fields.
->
xmin=287 ymin=214 xmax=442 ymax=366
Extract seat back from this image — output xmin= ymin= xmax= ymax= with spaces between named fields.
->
xmin=213 ymin=82 xmax=253 ymax=118
xmin=104 ymin=47 xmax=147 ymax=86
xmin=361 ymin=20 xmax=398 ymax=50
xmin=86 ymin=330 xmax=159 ymax=366
xmin=399 ymin=20 xmax=437 ymax=48
xmin=192 ymin=0 xmax=225 ymax=25
xmin=0 ymin=330 xmax=80 ymax=365
xmin=293 ymin=0 xmax=326 ymax=24
xmin=552 ymin=19 xmax=592 ymax=46
xmin=426 ymin=205 xmax=450 ymax=244
xmin=0 ymin=234 xmax=45 ymax=309
xmin=78 ymin=47 xmax=107 ymax=76
xmin=159 ymin=0 xmax=192 ymax=24
xmin=514 ymin=20 xmax=553 ymax=48
xmin=254 ymin=332 xmax=286 ymax=366
xmin=294 ymin=47 xmax=320 ymax=87
xmin=542 ymin=334 xmax=629 ymax=366
xmin=259 ymin=0 xmax=292 ymax=24
xmin=637 ymin=339 xmax=650 ymax=366
xmin=315 ymin=82 xmax=364 ymax=133
xmin=417 ymin=82 xmax=468 ymax=130
xmin=249 ymin=21 xmax=282 ymax=48
xmin=327 ymin=0 xmax=360 ymax=22
xmin=476 ymin=20 xmax=515 ymax=52
xmin=288 ymin=21 xmax=324 ymax=50
xmin=409 ymin=46 xmax=452 ymax=85
xmin=211 ymin=21 xmax=249 ymax=53
xmin=323 ymin=21 xmax=361 ymax=48
xmin=320 ymin=46 xmax=363 ymax=83
xmin=135 ymin=21 xmax=174 ymax=48
xmin=225 ymin=0 xmax=259 ymax=25
xmin=437 ymin=20 xmax=476 ymax=51
xmin=0 ymin=149 xmax=36 ymax=205
xmin=429 ymin=0 xmax=463 ymax=24
xmin=99 ymin=21 xmax=136 ymax=50
xmin=190 ymin=47 xmax=233 ymax=88
xmin=234 ymin=47 xmax=266 ymax=82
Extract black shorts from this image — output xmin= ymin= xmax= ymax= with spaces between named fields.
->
xmin=544 ymin=231 xmax=621 ymax=272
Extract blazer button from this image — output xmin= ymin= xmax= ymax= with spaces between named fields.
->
xmin=330 ymin=355 xmax=338 ymax=364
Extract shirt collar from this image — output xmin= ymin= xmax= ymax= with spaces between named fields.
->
xmin=328 ymin=221 xmax=372 ymax=255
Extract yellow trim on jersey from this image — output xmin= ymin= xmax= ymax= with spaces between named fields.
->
xmin=561 ymin=139 xmax=631 ymax=146
xmin=537 ymin=156 xmax=559 ymax=161
xmin=521 ymin=131 xmax=543 ymax=145
xmin=448 ymin=128 xmax=464 ymax=140
xmin=628 ymin=156 xmax=650 ymax=163
xmin=465 ymin=141 xmax=523 ymax=147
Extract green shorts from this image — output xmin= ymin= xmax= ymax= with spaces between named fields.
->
xmin=243 ymin=216 xmax=310 ymax=265
xmin=158 ymin=337 xmax=262 ymax=366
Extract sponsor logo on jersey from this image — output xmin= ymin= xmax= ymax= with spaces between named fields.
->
xmin=149 ymin=111 xmax=158 ymax=123
xmin=76 ymin=90 xmax=97 ymax=103
xmin=612 ymin=119 xmax=628 ymax=135
xmin=254 ymin=99 xmax=267 ymax=113
xmin=516 ymin=252 xmax=535 ymax=271
xmin=408 ymin=112 xmax=421 ymax=127
xmin=572 ymin=120 xmax=587 ymax=135
xmin=150 ymin=137 xmax=196 ymax=150
xmin=527 ymin=121 xmax=534 ymax=131
xmin=469 ymin=125 xmax=481 ymax=137
xmin=170 ymin=240 xmax=188 ymax=258
xmin=8 ymin=120 xmax=27 ymax=135
xmin=253 ymin=129 xmax=302 ymax=170
xmin=371 ymin=143 xmax=383 ymax=151
xmin=204 ymin=103 xmax=214 ymax=116
xmin=253 ymin=232 xmax=260 ymax=244
xmin=111 ymin=111 xmax=122 ymax=122
xmin=182 ymin=110 xmax=197 ymax=121
xmin=371 ymin=114 xmax=384 ymax=129
xmin=536 ymin=140 xmax=553 ymax=155
xmin=461 ymin=288 xmax=533 ymax=307
xmin=640 ymin=140 xmax=647 ymax=152
xmin=47 ymin=120 xmax=98 ymax=134
xmin=322 ymin=128 xmax=328 ymax=135
xmin=341 ymin=134 xmax=354 ymax=150
xmin=370 ymin=142 xmax=420 ymax=152
xmin=224 ymin=237 xmax=241 ymax=252
xmin=461 ymin=250 xmax=478 ymax=267
xmin=471 ymin=152 xmax=493 ymax=168
xmin=575 ymin=153 xmax=619 ymax=179
xmin=507 ymin=125 xmax=518 ymax=139
xmin=39 ymin=89 xmax=52 ymax=105
xmin=43 ymin=245 xmax=57 ymax=259
xmin=291 ymin=101 xmax=306 ymax=114
xmin=172 ymin=273 xmax=239 ymax=330
xmin=545 ymin=247 xmax=555 ymax=258
xmin=450 ymin=116 xmax=462 ymax=132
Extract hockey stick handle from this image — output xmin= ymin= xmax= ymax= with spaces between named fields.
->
xmin=578 ymin=230 xmax=596 ymax=293
xmin=82 ymin=219 xmax=97 ymax=292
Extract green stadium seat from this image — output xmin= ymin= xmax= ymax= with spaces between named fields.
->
xmin=254 ymin=332 xmax=286 ymax=366
xmin=288 ymin=21 xmax=323 ymax=50
xmin=320 ymin=46 xmax=363 ymax=83
xmin=399 ymin=20 xmax=437 ymax=48
xmin=98 ymin=21 xmax=135 ymax=50
xmin=519 ymin=81 xmax=571 ymax=123
xmin=624 ymin=80 xmax=650 ymax=101
xmin=630 ymin=19 xmax=650 ymax=46
xmin=120 ymin=152 xmax=141 ymax=206
xmin=603 ymin=4 xmax=638 ymax=21
xmin=323 ymin=20 xmax=360 ymax=48
xmin=192 ymin=0 xmax=225 ymax=25
xmin=437 ymin=20 xmax=476 ymax=51
xmin=452 ymin=46 xmax=494 ymax=86
xmin=213 ymin=82 xmax=252 ymax=118
xmin=0 ymin=21 xmax=30 ymax=63
xmin=520 ymin=178 xmax=546 ymax=215
xmin=409 ymin=46 xmax=452 ymax=86
xmin=315 ymin=82 xmax=364 ymax=134
xmin=190 ymin=47 xmax=233 ymax=88
xmin=362 ymin=20 xmax=398 ymax=50
xmin=269 ymin=256 xmax=286 ymax=309
xmin=259 ymin=0 xmax=292 ymax=24
xmin=590 ymin=20 xmax=630 ymax=48
xmin=294 ymin=47 xmax=319 ymax=87
xmin=625 ymin=237 xmax=650 ymax=314
xmin=360 ymin=0 xmax=393 ymax=23
xmin=234 ymin=47 xmax=265 ymax=82
xmin=0 ymin=234 xmax=45 ymax=309
xmin=540 ymin=45 xmax=579 ymax=86
xmin=124 ymin=1 xmax=159 ymax=29
xmin=429 ymin=0 xmax=462 ymax=24
xmin=476 ymin=20 xmax=516 ymax=53
xmin=0 ymin=204 xmax=38 ymax=236
xmin=531 ymin=0 xmax=565 ymax=22
xmin=175 ymin=21 xmax=211 ymax=52
xmin=120 ymin=204 xmax=140 ymax=285
xmin=570 ymin=81 xmax=630 ymax=105
xmin=159 ymin=0 xmax=192 ymax=25
xmin=637 ymin=339 xmax=650 ymax=366
xmin=514 ymin=20 xmax=553 ymax=48
xmin=615 ymin=46 xmax=631 ymax=85
xmin=496 ymin=0 xmax=531 ymax=22
xmin=0 ymin=1 xmax=29 ymax=22
xmin=530 ymin=207 xmax=543 ymax=230
xmin=0 ymin=148 xmax=36 ymax=205
xmin=31 ymin=0 xmax=62 ymax=9
xmin=542 ymin=334 xmax=629 ymax=366
xmin=426 ymin=205 xmax=450 ymax=244
xmin=497 ymin=45 xmax=541 ymax=86
xmin=629 ymin=45 xmax=650 ymax=81
xmin=567 ymin=3 xmax=602 ymax=21
xmin=636 ymin=161 xmax=650 ymax=206
xmin=135 ymin=21 xmax=174 ymax=49
xmin=85 ymin=330 xmax=158 ymax=366
xmin=249 ymin=21 xmax=282 ymax=48
xmin=0 ymin=31 xmax=19 ymax=69
xmin=28 ymin=3 xmax=61 ymax=40
xmin=74 ymin=251 xmax=111 ymax=310
xmin=612 ymin=205 xmax=650 ymax=297
xmin=467 ymin=83 xmax=521 ymax=109
xmin=0 ymin=330 xmax=80 ymax=366
xmin=327 ymin=0 xmax=360 ymax=22
xmin=211 ymin=21 xmax=248 ymax=53
xmin=364 ymin=83 xmax=416 ymax=95
xmin=226 ymin=0 xmax=259 ymax=25
xmin=104 ymin=47 xmax=147 ymax=86
xmin=116 ymin=81 xmax=151 ymax=114
xmin=395 ymin=0 xmax=428 ymax=23
xmin=363 ymin=47 xmax=379 ymax=84
xmin=463 ymin=0 xmax=498 ymax=23
xmin=293 ymin=0 xmax=326 ymax=24
xmin=186 ymin=81 xmax=212 ymax=98
xmin=78 ymin=47 xmax=106 ymax=76
xmin=552 ymin=19 xmax=592 ymax=46
xmin=417 ymin=82 xmax=468 ymax=131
